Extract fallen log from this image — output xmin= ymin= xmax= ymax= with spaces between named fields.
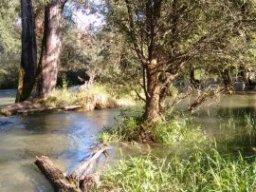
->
xmin=0 ymin=99 xmax=38 ymax=115
xmin=35 ymin=156 xmax=80 ymax=192
xmin=35 ymin=144 xmax=109 ymax=192
xmin=17 ymin=105 xmax=81 ymax=114
xmin=61 ymin=105 xmax=81 ymax=111
xmin=0 ymin=99 xmax=81 ymax=116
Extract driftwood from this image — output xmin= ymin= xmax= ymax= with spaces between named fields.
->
xmin=35 ymin=144 xmax=109 ymax=192
xmin=0 ymin=99 xmax=81 ymax=116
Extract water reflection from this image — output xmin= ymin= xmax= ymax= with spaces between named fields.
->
xmin=195 ymin=94 xmax=256 ymax=157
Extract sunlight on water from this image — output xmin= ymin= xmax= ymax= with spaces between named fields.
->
xmin=0 ymin=109 xmax=118 ymax=192
xmin=0 ymin=89 xmax=15 ymax=106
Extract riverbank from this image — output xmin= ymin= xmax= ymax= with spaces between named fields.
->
xmin=98 ymin=115 xmax=256 ymax=192
xmin=101 ymin=146 xmax=256 ymax=192
xmin=0 ymin=85 xmax=138 ymax=116
xmin=96 ymin=95 xmax=256 ymax=191
xmin=1 ymin=90 xmax=256 ymax=191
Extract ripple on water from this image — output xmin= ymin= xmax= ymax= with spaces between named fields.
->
xmin=0 ymin=109 xmax=119 ymax=192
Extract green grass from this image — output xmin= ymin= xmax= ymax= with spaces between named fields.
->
xmin=101 ymin=149 xmax=256 ymax=192
xmin=98 ymin=109 xmax=143 ymax=142
xmin=99 ymin=111 xmax=206 ymax=146
xmin=98 ymin=111 xmax=256 ymax=192
xmin=36 ymin=84 xmax=140 ymax=111
xmin=35 ymin=84 xmax=119 ymax=110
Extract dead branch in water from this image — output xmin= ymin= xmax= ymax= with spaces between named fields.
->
xmin=188 ymin=88 xmax=225 ymax=113
xmin=35 ymin=144 xmax=109 ymax=192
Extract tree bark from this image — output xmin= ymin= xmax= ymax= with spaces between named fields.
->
xmin=35 ymin=156 xmax=80 ymax=192
xmin=144 ymin=59 xmax=161 ymax=123
xmin=35 ymin=0 xmax=62 ymax=98
xmin=35 ymin=144 xmax=108 ymax=192
xmin=16 ymin=0 xmax=37 ymax=102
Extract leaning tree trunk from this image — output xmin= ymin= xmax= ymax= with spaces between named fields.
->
xmin=35 ymin=0 xmax=62 ymax=98
xmin=144 ymin=59 xmax=161 ymax=123
xmin=16 ymin=0 xmax=37 ymax=103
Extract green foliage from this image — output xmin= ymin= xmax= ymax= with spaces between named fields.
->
xmin=60 ymin=27 xmax=90 ymax=70
xmin=0 ymin=0 xmax=20 ymax=89
xmin=102 ymin=149 xmax=256 ymax=192
xmin=150 ymin=117 xmax=205 ymax=145
xmin=106 ymin=0 xmax=256 ymax=105
xmin=99 ymin=111 xmax=143 ymax=142
xmin=0 ymin=62 xmax=19 ymax=88
xmin=0 ymin=0 xmax=20 ymax=51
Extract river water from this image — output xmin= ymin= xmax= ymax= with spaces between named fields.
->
xmin=0 ymin=90 xmax=119 ymax=191
xmin=1 ymin=90 xmax=256 ymax=191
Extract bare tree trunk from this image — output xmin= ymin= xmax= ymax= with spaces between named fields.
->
xmin=16 ymin=0 xmax=37 ymax=102
xmin=35 ymin=0 xmax=62 ymax=98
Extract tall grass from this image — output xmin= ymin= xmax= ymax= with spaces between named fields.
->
xmin=99 ymin=110 xmax=205 ymax=145
xmin=35 ymin=84 xmax=118 ymax=110
xmin=101 ymin=149 xmax=256 ymax=192
xmin=98 ymin=110 xmax=256 ymax=192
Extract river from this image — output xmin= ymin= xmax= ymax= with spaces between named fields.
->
xmin=1 ymin=90 xmax=256 ymax=191
xmin=0 ymin=90 xmax=120 ymax=191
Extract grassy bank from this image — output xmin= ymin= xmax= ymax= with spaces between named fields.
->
xmin=36 ymin=84 xmax=138 ymax=111
xmin=42 ymin=85 xmax=116 ymax=110
xmin=99 ymin=111 xmax=205 ymax=145
xmin=98 ymin=111 xmax=256 ymax=192
xmin=101 ymin=149 xmax=256 ymax=192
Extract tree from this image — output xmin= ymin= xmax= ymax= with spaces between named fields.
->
xmin=108 ymin=0 xmax=256 ymax=122
xmin=16 ymin=0 xmax=37 ymax=102
xmin=34 ymin=0 xmax=67 ymax=98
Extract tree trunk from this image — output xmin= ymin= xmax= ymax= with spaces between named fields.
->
xmin=144 ymin=59 xmax=161 ymax=123
xmin=35 ymin=0 xmax=62 ymax=98
xmin=16 ymin=0 xmax=37 ymax=102
xmin=190 ymin=65 xmax=200 ymax=89
xmin=221 ymin=68 xmax=232 ymax=91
